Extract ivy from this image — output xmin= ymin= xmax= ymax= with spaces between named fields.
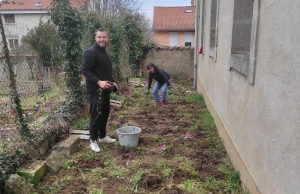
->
xmin=122 ymin=14 xmax=144 ymax=75
xmin=82 ymin=13 xmax=101 ymax=49
xmin=50 ymin=0 xmax=84 ymax=115
xmin=108 ymin=22 xmax=124 ymax=82
xmin=0 ymin=149 xmax=28 ymax=192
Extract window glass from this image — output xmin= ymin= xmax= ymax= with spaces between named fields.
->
xmin=4 ymin=14 xmax=15 ymax=23
xmin=185 ymin=42 xmax=192 ymax=47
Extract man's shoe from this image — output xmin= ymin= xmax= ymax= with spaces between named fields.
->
xmin=90 ymin=140 xmax=101 ymax=152
xmin=99 ymin=136 xmax=116 ymax=143
xmin=161 ymin=102 xmax=167 ymax=107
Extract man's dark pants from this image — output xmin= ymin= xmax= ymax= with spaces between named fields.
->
xmin=87 ymin=92 xmax=110 ymax=141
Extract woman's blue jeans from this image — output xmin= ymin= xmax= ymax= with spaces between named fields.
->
xmin=153 ymin=78 xmax=172 ymax=103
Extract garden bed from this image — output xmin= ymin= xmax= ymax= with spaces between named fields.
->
xmin=35 ymin=77 xmax=245 ymax=194
xmin=110 ymin=93 xmax=125 ymax=108
xmin=128 ymin=77 xmax=141 ymax=86
xmin=69 ymin=118 xmax=89 ymax=139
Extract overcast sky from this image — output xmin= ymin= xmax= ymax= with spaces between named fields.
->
xmin=137 ymin=0 xmax=192 ymax=21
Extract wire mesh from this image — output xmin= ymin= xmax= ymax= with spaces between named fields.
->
xmin=0 ymin=23 xmax=67 ymax=149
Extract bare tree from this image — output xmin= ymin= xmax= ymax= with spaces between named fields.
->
xmin=88 ymin=0 xmax=142 ymax=20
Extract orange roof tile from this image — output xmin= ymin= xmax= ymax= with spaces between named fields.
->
xmin=153 ymin=6 xmax=195 ymax=31
xmin=0 ymin=0 xmax=51 ymax=10
xmin=0 ymin=0 xmax=85 ymax=11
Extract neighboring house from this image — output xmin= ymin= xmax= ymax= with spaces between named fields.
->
xmin=191 ymin=0 xmax=196 ymax=6
xmin=194 ymin=0 xmax=300 ymax=194
xmin=0 ymin=0 xmax=85 ymax=49
xmin=152 ymin=6 xmax=195 ymax=47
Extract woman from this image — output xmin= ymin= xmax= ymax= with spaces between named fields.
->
xmin=145 ymin=62 xmax=172 ymax=107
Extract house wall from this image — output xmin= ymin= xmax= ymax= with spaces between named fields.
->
xmin=0 ymin=13 xmax=49 ymax=47
xmin=153 ymin=31 xmax=170 ymax=46
xmin=153 ymin=31 xmax=195 ymax=47
xmin=141 ymin=48 xmax=194 ymax=78
xmin=196 ymin=0 xmax=300 ymax=194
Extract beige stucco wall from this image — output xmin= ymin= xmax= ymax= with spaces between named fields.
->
xmin=153 ymin=31 xmax=170 ymax=46
xmin=153 ymin=31 xmax=195 ymax=47
xmin=196 ymin=0 xmax=300 ymax=194
xmin=142 ymin=48 xmax=194 ymax=78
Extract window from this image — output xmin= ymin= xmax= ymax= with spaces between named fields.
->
xmin=169 ymin=32 xmax=179 ymax=46
xmin=209 ymin=0 xmax=219 ymax=59
xmin=184 ymin=32 xmax=193 ymax=47
xmin=230 ymin=0 xmax=259 ymax=84
xmin=200 ymin=0 xmax=206 ymax=54
xmin=8 ymin=39 xmax=19 ymax=48
xmin=4 ymin=14 xmax=15 ymax=23
xmin=185 ymin=42 xmax=192 ymax=47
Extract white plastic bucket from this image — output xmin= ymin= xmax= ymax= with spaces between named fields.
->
xmin=116 ymin=126 xmax=141 ymax=147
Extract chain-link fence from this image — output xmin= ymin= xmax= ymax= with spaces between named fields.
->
xmin=0 ymin=23 xmax=67 ymax=148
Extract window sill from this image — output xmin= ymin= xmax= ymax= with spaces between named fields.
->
xmin=209 ymin=47 xmax=216 ymax=60
xmin=229 ymin=54 xmax=254 ymax=84
xmin=4 ymin=23 xmax=17 ymax=25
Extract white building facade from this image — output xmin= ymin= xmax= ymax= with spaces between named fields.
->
xmin=194 ymin=0 xmax=300 ymax=193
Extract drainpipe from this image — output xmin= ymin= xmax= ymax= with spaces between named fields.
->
xmin=193 ymin=0 xmax=201 ymax=90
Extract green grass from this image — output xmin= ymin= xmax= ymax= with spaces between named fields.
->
xmin=111 ymin=93 xmax=126 ymax=101
xmin=202 ymin=111 xmax=216 ymax=131
xmin=187 ymin=93 xmax=206 ymax=108
xmin=72 ymin=117 xmax=89 ymax=130
xmin=129 ymin=77 xmax=141 ymax=82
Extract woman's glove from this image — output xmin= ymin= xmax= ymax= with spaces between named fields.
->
xmin=167 ymin=88 xmax=173 ymax=95
xmin=145 ymin=89 xmax=150 ymax=95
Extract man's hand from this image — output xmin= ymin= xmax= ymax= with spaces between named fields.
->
xmin=167 ymin=88 xmax=173 ymax=95
xmin=145 ymin=89 xmax=150 ymax=95
xmin=98 ymin=80 xmax=113 ymax=89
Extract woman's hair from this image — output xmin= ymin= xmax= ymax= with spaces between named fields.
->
xmin=146 ymin=62 xmax=157 ymax=70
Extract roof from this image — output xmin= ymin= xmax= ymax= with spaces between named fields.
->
xmin=0 ymin=0 xmax=86 ymax=11
xmin=153 ymin=6 xmax=195 ymax=31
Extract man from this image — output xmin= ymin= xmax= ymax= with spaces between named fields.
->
xmin=82 ymin=28 xmax=117 ymax=152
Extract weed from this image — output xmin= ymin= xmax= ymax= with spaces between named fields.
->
xmin=91 ymin=188 xmax=104 ymax=194
xmin=86 ymin=152 xmax=99 ymax=160
xmin=219 ymin=162 xmax=242 ymax=193
xmin=187 ymin=93 xmax=206 ymax=108
xmin=49 ymin=179 xmax=68 ymax=192
xmin=111 ymin=120 xmax=121 ymax=127
xmin=114 ymin=141 xmax=120 ymax=147
xmin=155 ymin=160 xmax=172 ymax=179
xmin=129 ymin=77 xmax=141 ymax=82
xmin=178 ymin=179 xmax=202 ymax=193
xmin=202 ymin=111 xmax=216 ymax=131
xmin=110 ymin=93 xmax=125 ymax=101
xmin=63 ymin=159 xmax=74 ymax=168
xmin=172 ymin=126 xmax=179 ymax=132
xmin=154 ymin=136 xmax=160 ymax=143
xmin=118 ymin=115 xmax=125 ymax=120
xmin=203 ymin=177 xmax=222 ymax=190
xmin=72 ymin=117 xmax=89 ymax=130
xmin=132 ymin=146 xmax=141 ymax=152
xmin=189 ymin=120 xmax=200 ymax=131
xmin=174 ymin=156 xmax=198 ymax=178
xmin=160 ymin=144 xmax=171 ymax=152
xmin=130 ymin=171 xmax=144 ymax=193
